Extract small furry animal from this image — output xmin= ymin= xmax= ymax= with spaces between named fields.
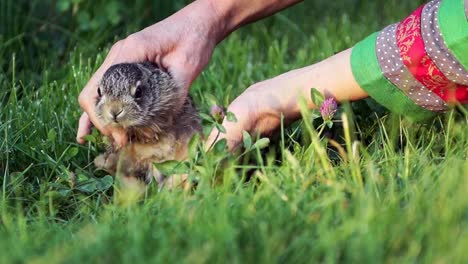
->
xmin=93 ymin=62 xmax=201 ymax=188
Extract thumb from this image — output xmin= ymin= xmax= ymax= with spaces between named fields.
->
xmin=111 ymin=128 xmax=128 ymax=148
xmin=206 ymin=106 xmax=251 ymax=152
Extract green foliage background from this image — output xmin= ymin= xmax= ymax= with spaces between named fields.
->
xmin=1 ymin=0 xmax=467 ymax=263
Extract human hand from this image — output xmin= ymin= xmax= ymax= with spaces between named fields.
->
xmin=206 ymin=80 xmax=297 ymax=151
xmin=77 ymin=2 xmax=221 ymax=146
xmin=206 ymin=49 xmax=367 ymax=151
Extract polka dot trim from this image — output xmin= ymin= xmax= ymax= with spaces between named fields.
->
xmin=376 ymin=24 xmax=447 ymax=112
xmin=422 ymin=0 xmax=468 ymax=85
xmin=465 ymin=0 xmax=468 ymax=18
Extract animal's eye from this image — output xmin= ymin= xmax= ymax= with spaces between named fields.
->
xmin=97 ymin=87 xmax=102 ymax=97
xmin=134 ymin=85 xmax=143 ymax=98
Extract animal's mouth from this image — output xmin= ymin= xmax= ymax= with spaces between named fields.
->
xmin=109 ymin=120 xmax=130 ymax=129
xmin=109 ymin=121 xmax=123 ymax=127
xmin=97 ymin=107 xmax=142 ymax=129
xmin=107 ymin=117 xmax=140 ymax=130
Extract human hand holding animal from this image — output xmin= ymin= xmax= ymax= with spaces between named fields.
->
xmin=76 ymin=0 xmax=303 ymax=147
xmin=76 ymin=1 xmax=220 ymax=146
xmin=94 ymin=62 xmax=201 ymax=188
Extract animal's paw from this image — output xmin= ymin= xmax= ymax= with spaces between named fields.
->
xmin=94 ymin=152 xmax=118 ymax=173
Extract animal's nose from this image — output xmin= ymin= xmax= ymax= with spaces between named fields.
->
xmin=110 ymin=108 xmax=123 ymax=121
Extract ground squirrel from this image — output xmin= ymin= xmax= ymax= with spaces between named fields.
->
xmin=93 ymin=62 xmax=201 ymax=189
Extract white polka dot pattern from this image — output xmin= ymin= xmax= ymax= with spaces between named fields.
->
xmin=465 ymin=0 xmax=468 ymax=17
xmin=422 ymin=0 xmax=468 ymax=85
xmin=376 ymin=24 xmax=447 ymax=112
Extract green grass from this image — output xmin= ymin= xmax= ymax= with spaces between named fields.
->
xmin=1 ymin=0 xmax=467 ymax=263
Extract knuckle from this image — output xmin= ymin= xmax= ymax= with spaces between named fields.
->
xmin=125 ymin=33 xmax=139 ymax=43
xmin=109 ymin=34 xmax=144 ymax=58
xmin=79 ymin=113 xmax=87 ymax=122
xmin=246 ymin=82 xmax=265 ymax=92
xmin=227 ymin=101 xmax=242 ymax=113
xmin=78 ymin=92 xmax=88 ymax=108
xmin=101 ymin=129 xmax=111 ymax=136
xmin=123 ymin=33 xmax=143 ymax=49
xmin=109 ymin=39 xmax=124 ymax=54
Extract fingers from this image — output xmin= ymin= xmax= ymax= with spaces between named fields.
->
xmin=77 ymin=70 xmax=110 ymax=143
xmin=76 ymin=113 xmax=128 ymax=147
xmin=205 ymin=86 xmax=284 ymax=152
xmin=206 ymin=119 xmax=242 ymax=152
xmin=76 ymin=113 xmax=94 ymax=144
xmin=162 ymin=51 xmax=197 ymax=93
xmin=206 ymin=101 xmax=252 ymax=152
xmin=162 ymin=38 xmax=215 ymax=93
xmin=77 ymin=71 xmax=128 ymax=145
xmin=111 ymin=128 xmax=128 ymax=148
xmin=76 ymin=39 xmax=134 ymax=144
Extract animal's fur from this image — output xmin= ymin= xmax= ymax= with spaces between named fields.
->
xmin=94 ymin=62 xmax=201 ymax=188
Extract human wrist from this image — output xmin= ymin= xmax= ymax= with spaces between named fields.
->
xmin=200 ymin=0 xmax=242 ymax=42
xmin=203 ymin=0 xmax=303 ymax=42
xmin=172 ymin=0 xmax=302 ymax=44
xmin=170 ymin=0 xmax=230 ymax=44
xmin=200 ymin=0 xmax=231 ymax=43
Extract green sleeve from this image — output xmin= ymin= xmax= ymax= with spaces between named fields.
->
xmin=438 ymin=0 xmax=468 ymax=70
xmin=350 ymin=33 xmax=436 ymax=121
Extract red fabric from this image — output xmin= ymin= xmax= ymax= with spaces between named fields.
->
xmin=396 ymin=4 xmax=468 ymax=104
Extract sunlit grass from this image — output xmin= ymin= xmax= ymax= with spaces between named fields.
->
xmin=1 ymin=0 xmax=467 ymax=263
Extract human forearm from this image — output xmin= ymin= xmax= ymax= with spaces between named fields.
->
xmin=284 ymin=48 xmax=368 ymax=118
xmin=244 ymin=49 xmax=368 ymax=121
xmin=207 ymin=48 xmax=369 ymax=150
xmin=179 ymin=0 xmax=303 ymax=43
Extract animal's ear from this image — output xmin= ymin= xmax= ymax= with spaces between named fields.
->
xmin=137 ymin=62 xmax=158 ymax=75
xmin=131 ymin=81 xmax=143 ymax=98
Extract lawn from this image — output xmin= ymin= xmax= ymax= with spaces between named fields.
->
xmin=1 ymin=0 xmax=467 ymax=263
